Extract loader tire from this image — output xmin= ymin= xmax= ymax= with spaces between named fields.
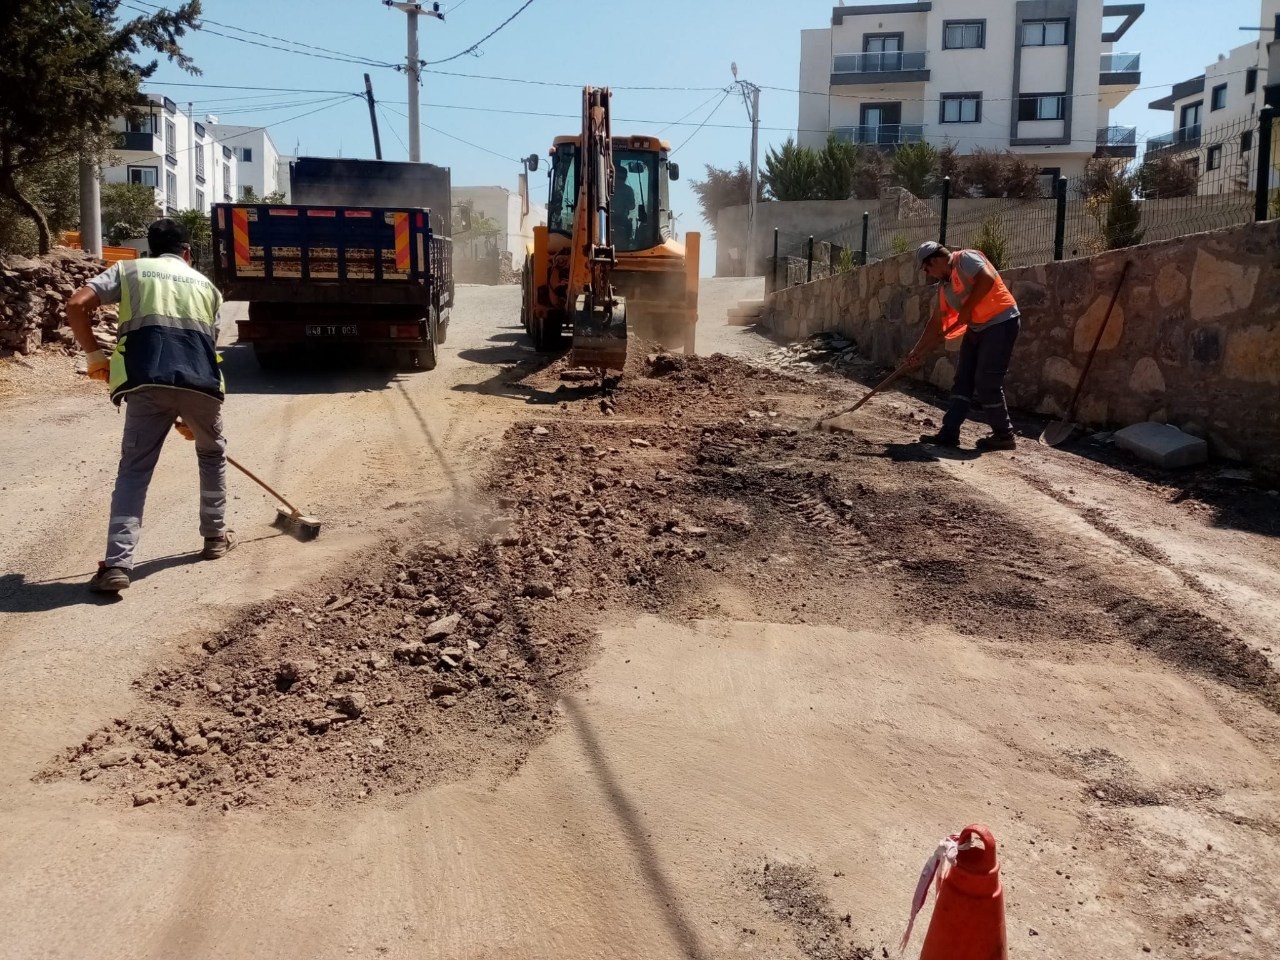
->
xmin=531 ymin=311 xmax=564 ymax=353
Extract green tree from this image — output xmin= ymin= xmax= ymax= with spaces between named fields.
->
xmin=689 ymin=162 xmax=758 ymax=237
xmin=0 ymin=154 xmax=81 ymax=254
xmin=0 ymin=0 xmax=201 ymax=253
xmin=101 ymin=181 xmax=160 ymax=244
xmin=1102 ymin=179 xmax=1144 ymax=250
xmin=815 ymin=135 xmax=859 ymax=200
xmin=240 ymin=185 xmax=287 ymax=204
xmin=762 ymin=139 xmax=821 ymax=201
xmin=173 ymin=207 xmax=211 ymax=271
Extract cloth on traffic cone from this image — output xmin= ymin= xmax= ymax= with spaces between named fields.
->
xmin=900 ymin=824 xmax=1007 ymax=960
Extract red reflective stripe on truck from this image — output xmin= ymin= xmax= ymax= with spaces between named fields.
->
xmin=394 ymin=213 xmax=410 ymax=271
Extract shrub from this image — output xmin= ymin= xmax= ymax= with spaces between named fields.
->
xmin=816 ymin=135 xmax=861 ymax=201
xmin=836 ymin=246 xmax=858 ymax=272
xmin=937 ymin=143 xmax=969 ymax=196
xmin=970 ymin=216 xmax=1010 ymax=270
xmin=890 ymin=141 xmax=940 ymax=198
xmin=762 ymin=139 xmax=822 ymax=201
xmin=959 ymin=148 xmax=1043 ymax=199
xmin=173 ymin=208 xmax=213 ymax=272
xmin=889 ymin=234 xmax=911 ymax=256
xmin=1135 ymin=154 xmax=1198 ymax=199
xmin=1078 ymin=158 xmax=1128 ymax=199
xmin=1102 ymin=180 xmax=1145 ymax=250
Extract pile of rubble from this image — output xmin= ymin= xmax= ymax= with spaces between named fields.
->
xmin=0 ymin=249 xmax=117 ymax=357
xmin=753 ymin=332 xmax=862 ymax=376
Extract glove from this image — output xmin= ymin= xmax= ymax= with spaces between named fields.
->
xmin=86 ymin=349 xmax=110 ymax=382
xmin=174 ymin=420 xmax=195 ymax=441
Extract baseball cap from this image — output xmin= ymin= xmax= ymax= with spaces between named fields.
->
xmin=915 ymin=241 xmax=945 ymax=269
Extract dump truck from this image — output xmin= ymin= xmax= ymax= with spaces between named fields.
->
xmin=210 ymin=158 xmax=453 ymax=370
xmin=521 ymin=92 xmax=699 ymax=370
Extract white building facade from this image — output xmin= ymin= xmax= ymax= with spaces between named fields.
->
xmin=452 ymin=185 xmax=548 ymax=271
xmin=105 ymin=94 xmax=237 ymax=216
xmin=206 ymin=123 xmax=285 ymax=200
xmin=797 ymin=1 xmax=1146 ymax=187
xmin=1145 ymin=0 xmax=1279 ymax=195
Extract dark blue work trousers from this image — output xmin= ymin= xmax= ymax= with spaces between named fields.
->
xmin=941 ymin=315 xmax=1021 ymax=438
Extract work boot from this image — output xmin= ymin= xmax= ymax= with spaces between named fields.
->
xmin=919 ymin=430 xmax=960 ymax=448
xmin=202 ymin=530 xmax=238 ymax=561
xmin=976 ymin=432 xmax=1017 ymax=452
xmin=89 ymin=563 xmax=130 ymax=593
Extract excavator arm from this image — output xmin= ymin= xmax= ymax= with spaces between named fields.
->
xmin=568 ymin=87 xmax=628 ymax=372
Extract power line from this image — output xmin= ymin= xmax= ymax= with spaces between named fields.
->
xmin=424 ymin=68 xmax=725 ymax=92
xmin=377 ymin=104 xmax=411 ymax=155
xmin=671 ymin=90 xmax=733 ymax=155
xmin=122 ymin=0 xmax=396 ymax=68
xmin=429 ymin=0 xmax=540 ymax=65
xmin=379 ymin=102 xmax=519 ymax=162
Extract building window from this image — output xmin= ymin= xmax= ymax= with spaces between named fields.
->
xmin=1206 ymin=145 xmax=1222 ymax=171
xmin=194 ymin=145 xmax=205 ymax=182
xmin=164 ymin=118 xmax=176 ymax=159
xmin=165 ymin=170 xmax=177 ymax=210
xmin=223 ymin=163 xmax=232 ymax=201
xmin=1018 ymin=94 xmax=1065 ymax=121
xmin=862 ymin=33 xmax=904 ymax=71
xmin=940 ymin=93 xmax=981 ymax=123
xmin=128 ymin=166 xmax=158 ymax=187
xmin=126 ymin=114 xmax=157 ymax=135
xmin=234 ymin=147 xmax=254 ymax=163
xmin=1245 ymin=69 xmax=1258 ymax=95
xmin=943 ymin=20 xmax=984 ymax=49
xmin=1022 ymin=20 xmax=1068 ymax=46
xmin=1180 ymin=101 xmax=1203 ymax=131
xmin=1242 ymin=130 xmax=1254 ymax=152
xmin=195 ymin=189 xmax=205 ymax=210
xmin=1211 ymin=83 xmax=1228 ymax=111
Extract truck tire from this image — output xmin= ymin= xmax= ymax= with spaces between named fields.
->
xmin=410 ymin=342 xmax=437 ymax=371
xmin=436 ymin=307 xmax=450 ymax=345
xmin=520 ymin=261 xmax=532 ymax=331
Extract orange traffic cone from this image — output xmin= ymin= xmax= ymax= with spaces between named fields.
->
xmin=902 ymin=824 xmax=1007 ymax=960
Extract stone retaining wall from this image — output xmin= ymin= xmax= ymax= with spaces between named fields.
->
xmin=761 ymin=220 xmax=1280 ymax=473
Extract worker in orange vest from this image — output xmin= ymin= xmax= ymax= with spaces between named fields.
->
xmin=907 ymin=242 xmax=1021 ymax=451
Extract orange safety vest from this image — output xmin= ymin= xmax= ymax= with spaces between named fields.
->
xmin=938 ymin=250 xmax=1018 ymax=339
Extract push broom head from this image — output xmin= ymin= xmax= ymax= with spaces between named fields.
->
xmin=272 ymin=508 xmax=322 ymax=541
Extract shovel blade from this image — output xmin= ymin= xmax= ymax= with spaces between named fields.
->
xmin=1039 ymin=420 xmax=1076 ymax=447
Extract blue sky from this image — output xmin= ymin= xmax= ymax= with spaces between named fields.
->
xmin=138 ymin=0 xmax=1267 ymax=269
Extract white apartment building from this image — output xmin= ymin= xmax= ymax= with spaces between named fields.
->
xmin=205 ymin=123 xmax=285 ymax=200
xmin=105 ymin=94 xmax=238 ymax=217
xmin=1145 ymin=0 xmax=1278 ymax=195
xmin=797 ymin=1 xmax=1146 ymax=189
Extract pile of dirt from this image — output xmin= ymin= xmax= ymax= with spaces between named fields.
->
xmin=754 ymin=862 xmax=875 ymax=960
xmin=0 ymin=249 xmax=117 ymax=357
xmin=50 ymin=350 xmax=1280 ymax=810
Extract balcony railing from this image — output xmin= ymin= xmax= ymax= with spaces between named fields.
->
xmin=1147 ymin=125 xmax=1201 ymax=153
xmin=1101 ymin=52 xmax=1141 ymax=73
xmin=832 ymin=50 xmax=927 ymax=74
xmin=832 ymin=124 xmax=925 ymax=147
xmin=1096 ymin=125 xmax=1138 ymax=158
xmin=118 ymin=131 xmax=160 ymax=153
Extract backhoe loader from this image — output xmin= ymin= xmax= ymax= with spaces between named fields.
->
xmin=521 ymin=86 xmax=700 ymax=371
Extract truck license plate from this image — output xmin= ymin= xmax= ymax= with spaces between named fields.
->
xmin=305 ymin=325 xmax=358 ymax=337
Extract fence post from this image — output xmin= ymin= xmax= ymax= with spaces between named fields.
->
xmin=806 ymin=235 xmax=814 ymax=283
xmin=939 ymin=176 xmax=951 ymax=247
xmin=860 ymin=211 xmax=870 ymax=265
xmin=1053 ymin=176 xmax=1068 ymax=261
xmin=1256 ymin=106 xmax=1274 ymax=223
xmin=772 ymin=227 xmax=779 ymax=291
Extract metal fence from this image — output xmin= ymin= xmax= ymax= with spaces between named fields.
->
xmin=770 ymin=107 xmax=1275 ymax=291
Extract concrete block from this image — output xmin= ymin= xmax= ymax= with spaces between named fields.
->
xmin=1114 ymin=422 xmax=1209 ymax=469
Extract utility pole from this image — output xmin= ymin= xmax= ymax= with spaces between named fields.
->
xmin=384 ymin=2 xmax=444 ymax=162
xmin=732 ymin=63 xmax=761 ymax=276
xmin=78 ymin=155 xmax=102 ymax=257
xmin=364 ymin=73 xmax=383 ymax=160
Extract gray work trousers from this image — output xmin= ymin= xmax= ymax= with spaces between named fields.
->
xmin=105 ymin=387 xmax=227 ymax=570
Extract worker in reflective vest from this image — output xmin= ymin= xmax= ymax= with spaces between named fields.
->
xmin=907 ymin=241 xmax=1021 ymax=452
xmin=65 ymin=218 xmax=236 ymax=594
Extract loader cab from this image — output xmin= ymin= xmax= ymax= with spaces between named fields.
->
xmin=545 ymin=136 xmax=673 ymax=254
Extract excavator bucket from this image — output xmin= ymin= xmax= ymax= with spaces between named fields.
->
xmin=570 ymin=294 xmax=628 ymax=371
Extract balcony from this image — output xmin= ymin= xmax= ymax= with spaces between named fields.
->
xmin=1147 ymin=125 xmax=1201 ymax=155
xmin=832 ymin=124 xmax=925 ymax=148
xmin=1100 ymin=51 xmax=1141 ymax=85
xmin=1095 ymin=125 xmax=1138 ymax=159
xmin=831 ymin=51 xmax=929 ymax=85
xmin=118 ymin=130 xmax=161 ymax=154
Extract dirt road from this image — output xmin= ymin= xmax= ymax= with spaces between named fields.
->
xmin=2 ymin=280 xmax=1278 ymax=960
